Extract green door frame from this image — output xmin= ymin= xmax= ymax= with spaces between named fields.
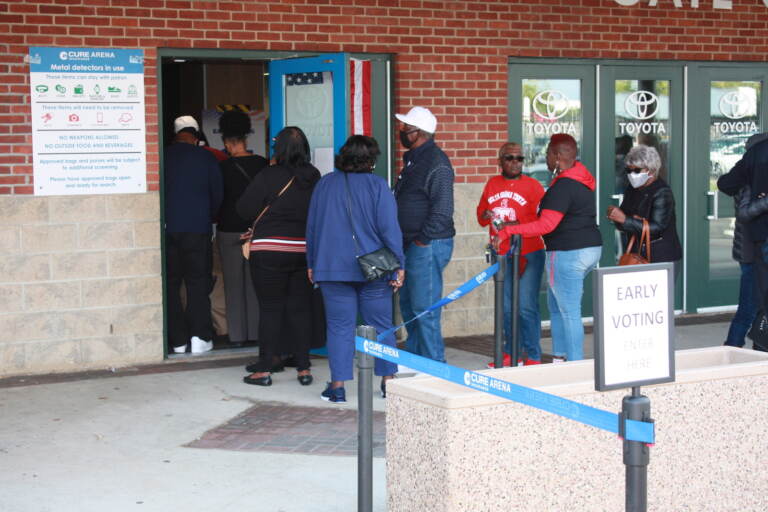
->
xmin=686 ymin=62 xmax=768 ymax=311
xmin=156 ymin=48 xmax=394 ymax=356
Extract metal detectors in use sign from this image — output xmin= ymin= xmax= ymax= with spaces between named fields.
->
xmin=593 ymin=263 xmax=675 ymax=391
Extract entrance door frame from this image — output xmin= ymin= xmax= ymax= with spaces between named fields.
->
xmin=156 ymin=47 xmax=395 ymax=356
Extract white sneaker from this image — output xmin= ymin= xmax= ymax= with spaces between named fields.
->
xmin=172 ymin=344 xmax=187 ymax=354
xmin=190 ymin=336 xmax=213 ymax=354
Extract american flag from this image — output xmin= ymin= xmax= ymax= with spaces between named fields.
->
xmin=350 ymin=59 xmax=371 ymax=136
xmin=286 ymin=72 xmax=323 ymax=86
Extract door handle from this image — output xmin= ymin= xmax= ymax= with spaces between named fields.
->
xmin=706 ymin=191 xmax=719 ymax=220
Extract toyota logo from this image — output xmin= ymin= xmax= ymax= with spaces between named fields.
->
xmin=624 ymin=91 xmax=659 ymax=120
xmin=532 ymin=90 xmax=570 ymax=120
xmin=719 ymin=91 xmax=750 ymax=120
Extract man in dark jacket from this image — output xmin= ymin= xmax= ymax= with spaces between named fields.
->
xmin=393 ymin=107 xmax=455 ymax=362
xmin=164 ymin=115 xmax=223 ymax=355
xmin=718 ymin=133 xmax=768 ymax=328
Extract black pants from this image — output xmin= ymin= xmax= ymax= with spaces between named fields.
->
xmin=248 ymin=251 xmax=312 ymax=372
xmin=165 ymin=232 xmax=214 ymax=349
xmin=752 ymin=240 xmax=768 ymax=315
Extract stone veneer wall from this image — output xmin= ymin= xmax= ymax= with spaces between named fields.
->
xmin=441 ymin=182 xmax=492 ymax=336
xmin=0 ymin=192 xmax=163 ymax=377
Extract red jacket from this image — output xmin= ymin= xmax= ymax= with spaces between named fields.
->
xmin=476 ymin=174 xmax=545 ymax=256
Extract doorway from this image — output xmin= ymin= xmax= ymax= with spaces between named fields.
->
xmin=158 ymin=49 xmax=394 ymax=357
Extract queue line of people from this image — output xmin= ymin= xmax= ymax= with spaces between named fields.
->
xmin=164 ymin=106 xmax=686 ymax=405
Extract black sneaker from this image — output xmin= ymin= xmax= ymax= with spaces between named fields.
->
xmin=320 ymin=382 xmax=346 ymax=403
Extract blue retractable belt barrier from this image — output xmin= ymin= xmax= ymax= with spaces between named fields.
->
xmin=359 ymin=263 xmax=655 ymax=445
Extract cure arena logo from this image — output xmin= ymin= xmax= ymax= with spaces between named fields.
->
xmin=624 ymin=91 xmax=659 ymax=120
xmin=719 ymin=91 xmax=750 ymax=120
xmin=463 ymin=371 xmax=472 ymax=386
xmin=532 ymin=90 xmax=570 ymax=120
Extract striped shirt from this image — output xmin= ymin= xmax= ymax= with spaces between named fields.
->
xmin=249 ymin=236 xmax=306 ymax=253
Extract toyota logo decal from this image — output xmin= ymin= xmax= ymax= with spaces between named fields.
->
xmin=532 ymin=90 xmax=570 ymax=120
xmin=719 ymin=91 xmax=750 ymax=120
xmin=624 ymin=91 xmax=659 ymax=120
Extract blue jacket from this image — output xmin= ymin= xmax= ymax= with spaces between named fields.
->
xmin=164 ymin=142 xmax=223 ymax=233
xmin=306 ymin=171 xmax=404 ymax=282
xmin=393 ymin=139 xmax=455 ymax=246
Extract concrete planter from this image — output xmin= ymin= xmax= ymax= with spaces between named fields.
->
xmin=386 ymin=347 xmax=768 ymax=511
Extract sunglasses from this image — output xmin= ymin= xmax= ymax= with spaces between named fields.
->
xmin=624 ymin=166 xmax=646 ymax=174
xmin=502 ymin=155 xmax=525 ymax=162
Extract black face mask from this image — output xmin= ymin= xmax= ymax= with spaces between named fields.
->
xmin=399 ymin=129 xmax=417 ymax=149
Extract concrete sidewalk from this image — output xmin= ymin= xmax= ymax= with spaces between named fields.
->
xmin=0 ymin=322 xmax=732 ymax=512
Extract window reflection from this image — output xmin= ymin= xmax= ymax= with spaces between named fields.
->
xmin=521 ymin=79 xmax=581 ymax=189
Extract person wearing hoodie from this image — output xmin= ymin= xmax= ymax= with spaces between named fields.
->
xmin=494 ymin=133 xmax=602 ymax=362
xmin=236 ymin=126 xmax=321 ymax=387
xmin=606 ymin=144 xmax=682 ymax=277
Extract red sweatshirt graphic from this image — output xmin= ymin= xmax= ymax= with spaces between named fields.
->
xmin=476 ymin=174 xmax=545 ymax=256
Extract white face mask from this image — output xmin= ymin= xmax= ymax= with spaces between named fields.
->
xmin=628 ymin=171 xmax=651 ymax=188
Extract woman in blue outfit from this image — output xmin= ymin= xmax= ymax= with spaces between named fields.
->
xmin=306 ymin=135 xmax=405 ymax=404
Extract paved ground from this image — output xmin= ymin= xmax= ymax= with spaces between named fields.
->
xmin=0 ymin=321 xmax=735 ymax=511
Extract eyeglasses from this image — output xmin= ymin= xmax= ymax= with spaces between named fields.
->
xmin=400 ymin=128 xmax=419 ymax=135
xmin=624 ymin=166 xmax=646 ymax=174
xmin=502 ymin=155 xmax=525 ymax=162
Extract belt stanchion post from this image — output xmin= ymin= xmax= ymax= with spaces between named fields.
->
xmin=510 ymin=234 xmax=522 ymax=367
xmin=356 ymin=325 xmax=375 ymax=512
xmin=491 ymin=247 xmax=506 ymax=369
xmin=621 ymin=386 xmax=652 ymax=512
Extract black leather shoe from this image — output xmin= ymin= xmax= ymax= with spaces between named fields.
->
xmin=297 ymin=374 xmax=313 ymax=386
xmin=243 ymin=374 xmax=272 ymax=386
xmin=245 ymin=362 xmax=284 ymax=373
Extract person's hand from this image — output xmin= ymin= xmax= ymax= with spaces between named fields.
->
xmin=390 ymin=269 xmax=405 ymax=290
xmin=607 ymin=206 xmax=626 ymax=223
xmin=482 ymin=210 xmax=494 ymax=220
xmin=413 ymin=240 xmax=428 ymax=247
xmin=307 ymin=268 xmax=314 ymax=283
xmin=491 ymin=235 xmax=502 ymax=253
xmin=239 ymin=228 xmax=253 ymax=241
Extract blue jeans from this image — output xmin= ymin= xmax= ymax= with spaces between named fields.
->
xmin=725 ymin=262 xmax=758 ymax=347
xmin=502 ymin=249 xmax=545 ymax=361
xmin=400 ymin=238 xmax=454 ymax=362
xmin=319 ymin=279 xmax=398 ymax=382
xmin=546 ymin=246 xmax=602 ymax=361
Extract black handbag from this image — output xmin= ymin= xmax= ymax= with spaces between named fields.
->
xmin=343 ymin=173 xmax=400 ymax=281
xmin=747 ymin=310 xmax=768 ymax=352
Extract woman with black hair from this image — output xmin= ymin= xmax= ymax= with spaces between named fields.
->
xmin=217 ymin=110 xmax=268 ymax=348
xmin=306 ymin=135 xmax=404 ymax=403
xmin=236 ymin=127 xmax=320 ymax=387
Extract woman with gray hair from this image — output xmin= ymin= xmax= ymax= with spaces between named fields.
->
xmin=607 ymin=144 xmax=682 ymax=272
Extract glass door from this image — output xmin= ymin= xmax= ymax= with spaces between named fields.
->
xmin=268 ymin=53 xmax=348 ymax=176
xmin=687 ymin=65 xmax=768 ymax=310
xmin=509 ymin=62 xmax=596 ymax=317
xmin=598 ymin=64 xmax=684 ymax=309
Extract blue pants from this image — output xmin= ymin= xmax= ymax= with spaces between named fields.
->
xmin=399 ymin=238 xmax=454 ymax=362
xmin=503 ymin=249 xmax=545 ymax=361
xmin=546 ymin=246 xmax=602 ymax=361
xmin=725 ymin=262 xmax=758 ymax=347
xmin=319 ymin=279 xmax=398 ymax=382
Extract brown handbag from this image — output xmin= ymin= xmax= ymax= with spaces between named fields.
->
xmin=241 ymin=176 xmax=295 ymax=260
xmin=618 ymin=218 xmax=651 ymax=266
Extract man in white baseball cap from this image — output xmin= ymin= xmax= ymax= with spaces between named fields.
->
xmin=393 ymin=106 xmax=455 ymax=364
xmin=164 ymin=114 xmax=223 ymax=355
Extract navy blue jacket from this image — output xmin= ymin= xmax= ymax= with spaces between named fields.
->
xmin=306 ymin=171 xmax=404 ymax=282
xmin=164 ymin=142 xmax=223 ymax=233
xmin=718 ymin=137 xmax=768 ymax=242
xmin=393 ymin=139 xmax=455 ymax=246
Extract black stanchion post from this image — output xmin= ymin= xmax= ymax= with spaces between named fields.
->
xmin=492 ymin=248 xmax=506 ymax=368
xmin=621 ymin=386 xmax=651 ymax=512
xmin=510 ymin=234 xmax=521 ymax=367
xmin=356 ymin=325 xmax=375 ymax=512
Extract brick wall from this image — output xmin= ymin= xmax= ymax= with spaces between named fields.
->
xmin=2 ymin=0 xmax=768 ymax=192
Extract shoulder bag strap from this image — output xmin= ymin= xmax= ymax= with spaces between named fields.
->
xmin=343 ymin=173 xmax=363 ymax=257
xmin=232 ymin=160 xmax=252 ymax=183
xmin=640 ymin=218 xmax=651 ymax=261
xmin=246 ymin=176 xmax=295 ymax=239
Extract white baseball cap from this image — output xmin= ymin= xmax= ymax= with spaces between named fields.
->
xmin=395 ymin=106 xmax=437 ymax=134
xmin=174 ymin=115 xmax=199 ymax=133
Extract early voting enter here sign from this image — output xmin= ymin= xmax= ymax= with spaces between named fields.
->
xmin=593 ymin=263 xmax=675 ymax=391
xmin=29 ymin=47 xmax=146 ymax=196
